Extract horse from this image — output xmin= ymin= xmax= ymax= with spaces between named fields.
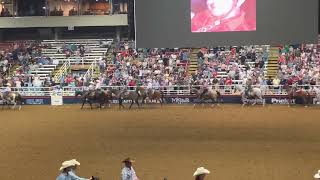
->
xmin=0 ymin=91 xmax=23 ymax=110
xmin=283 ymin=84 xmax=311 ymax=107
xmin=311 ymin=86 xmax=320 ymax=105
xmin=75 ymin=90 xmax=107 ymax=109
xmin=139 ymin=87 xmax=165 ymax=107
xmin=118 ymin=88 xmax=141 ymax=109
xmin=104 ymin=88 xmax=125 ymax=109
xmin=191 ymin=87 xmax=221 ymax=107
xmin=234 ymin=85 xmax=265 ymax=106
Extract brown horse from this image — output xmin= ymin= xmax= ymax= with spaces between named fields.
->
xmin=191 ymin=88 xmax=221 ymax=107
xmin=75 ymin=90 xmax=107 ymax=109
xmin=284 ymin=84 xmax=311 ymax=107
xmin=118 ymin=89 xmax=141 ymax=109
xmin=138 ymin=87 xmax=165 ymax=107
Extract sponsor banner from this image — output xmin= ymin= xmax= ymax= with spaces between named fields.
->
xmin=24 ymin=98 xmax=50 ymax=105
xmin=270 ymin=98 xmax=295 ymax=105
xmin=19 ymin=95 xmax=319 ymax=105
xmin=51 ymin=95 xmax=63 ymax=106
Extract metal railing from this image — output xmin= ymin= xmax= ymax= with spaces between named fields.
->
xmin=1 ymin=85 xmax=319 ymax=97
xmin=53 ymin=61 xmax=71 ymax=83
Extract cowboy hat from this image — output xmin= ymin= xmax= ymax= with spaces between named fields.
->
xmin=122 ymin=157 xmax=135 ymax=163
xmin=6 ymin=83 xmax=11 ymax=86
xmin=314 ymin=170 xmax=320 ymax=179
xmin=59 ymin=160 xmax=75 ymax=171
xmin=193 ymin=167 xmax=210 ymax=176
xmin=63 ymin=159 xmax=80 ymax=166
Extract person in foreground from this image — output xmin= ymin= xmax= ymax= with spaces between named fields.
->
xmin=121 ymin=157 xmax=140 ymax=180
xmin=314 ymin=170 xmax=320 ymax=179
xmin=193 ymin=167 xmax=210 ymax=180
xmin=57 ymin=159 xmax=93 ymax=180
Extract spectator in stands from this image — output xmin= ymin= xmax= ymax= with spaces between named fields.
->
xmin=69 ymin=7 xmax=78 ymax=16
xmin=193 ymin=167 xmax=210 ymax=180
xmin=1 ymin=7 xmax=12 ymax=17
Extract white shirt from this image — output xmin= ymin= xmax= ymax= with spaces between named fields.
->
xmin=95 ymin=83 xmax=101 ymax=90
xmin=121 ymin=167 xmax=139 ymax=180
xmin=89 ymin=84 xmax=95 ymax=91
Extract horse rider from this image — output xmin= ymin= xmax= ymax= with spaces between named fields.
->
xmin=95 ymin=79 xmax=102 ymax=95
xmin=88 ymin=81 xmax=95 ymax=96
xmin=147 ymin=79 xmax=154 ymax=96
xmin=200 ymin=80 xmax=209 ymax=99
xmin=3 ymin=83 xmax=12 ymax=97
xmin=57 ymin=159 xmax=92 ymax=180
xmin=121 ymin=157 xmax=139 ymax=180
xmin=193 ymin=167 xmax=210 ymax=180
xmin=245 ymin=77 xmax=253 ymax=97
xmin=135 ymin=79 xmax=143 ymax=97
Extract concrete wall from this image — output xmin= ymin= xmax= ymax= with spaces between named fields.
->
xmin=0 ymin=14 xmax=127 ymax=28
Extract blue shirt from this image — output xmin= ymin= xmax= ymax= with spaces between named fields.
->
xmin=68 ymin=170 xmax=89 ymax=180
xmin=56 ymin=173 xmax=71 ymax=180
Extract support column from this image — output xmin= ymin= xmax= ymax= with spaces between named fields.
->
xmin=116 ymin=26 xmax=121 ymax=42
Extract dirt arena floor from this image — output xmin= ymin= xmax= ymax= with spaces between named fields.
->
xmin=0 ymin=104 xmax=320 ymax=180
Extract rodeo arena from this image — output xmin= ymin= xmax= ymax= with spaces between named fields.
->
xmin=0 ymin=0 xmax=320 ymax=180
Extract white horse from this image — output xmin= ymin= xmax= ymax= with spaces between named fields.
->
xmin=0 ymin=92 xmax=23 ymax=110
xmin=312 ymin=87 xmax=320 ymax=105
xmin=234 ymin=85 xmax=265 ymax=106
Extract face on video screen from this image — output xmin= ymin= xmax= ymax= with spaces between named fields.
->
xmin=191 ymin=0 xmax=256 ymax=32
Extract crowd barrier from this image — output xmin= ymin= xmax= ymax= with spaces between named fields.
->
xmin=0 ymin=85 xmax=319 ymax=105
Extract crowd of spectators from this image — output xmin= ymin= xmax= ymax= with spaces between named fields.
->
xmin=1 ymin=39 xmax=320 ymax=93
xmin=0 ymin=41 xmax=56 ymax=88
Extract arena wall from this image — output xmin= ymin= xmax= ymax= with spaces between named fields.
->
xmin=19 ymin=95 xmax=317 ymax=105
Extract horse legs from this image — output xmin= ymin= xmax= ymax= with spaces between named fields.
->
xmin=129 ymin=100 xmax=134 ymax=109
xmin=136 ymin=100 xmax=140 ymax=108
xmin=81 ymin=100 xmax=85 ymax=109
xmin=303 ymin=97 xmax=308 ymax=108
xmin=12 ymin=101 xmax=17 ymax=110
xmin=89 ymin=101 xmax=93 ymax=110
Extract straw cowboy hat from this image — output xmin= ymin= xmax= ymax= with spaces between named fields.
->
xmin=193 ymin=167 xmax=210 ymax=176
xmin=59 ymin=161 xmax=75 ymax=171
xmin=314 ymin=170 xmax=320 ymax=179
xmin=59 ymin=159 xmax=80 ymax=171
xmin=63 ymin=159 xmax=80 ymax=166
xmin=122 ymin=157 xmax=135 ymax=163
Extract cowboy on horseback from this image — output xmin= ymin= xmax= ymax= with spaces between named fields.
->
xmin=88 ymin=81 xmax=95 ymax=96
xmin=3 ymin=83 xmax=12 ymax=97
xmin=135 ymin=81 xmax=142 ymax=97
xmin=245 ymin=78 xmax=253 ymax=97
xmin=200 ymin=80 xmax=209 ymax=99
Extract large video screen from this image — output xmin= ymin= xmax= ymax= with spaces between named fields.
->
xmin=191 ymin=0 xmax=256 ymax=32
xmin=135 ymin=0 xmax=318 ymax=48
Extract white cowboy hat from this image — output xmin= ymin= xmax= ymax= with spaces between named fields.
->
xmin=314 ymin=170 xmax=320 ymax=179
xmin=96 ymin=80 xmax=100 ymax=83
xmin=59 ymin=160 xmax=75 ymax=171
xmin=6 ymin=83 xmax=11 ymax=86
xmin=193 ymin=167 xmax=210 ymax=176
xmin=62 ymin=159 xmax=80 ymax=166
xmin=89 ymin=81 xmax=94 ymax=84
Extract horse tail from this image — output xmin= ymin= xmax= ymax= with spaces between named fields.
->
xmin=16 ymin=93 xmax=23 ymax=105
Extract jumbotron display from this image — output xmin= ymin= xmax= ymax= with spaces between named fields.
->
xmin=191 ymin=0 xmax=256 ymax=32
xmin=136 ymin=0 xmax=318 ymax=48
